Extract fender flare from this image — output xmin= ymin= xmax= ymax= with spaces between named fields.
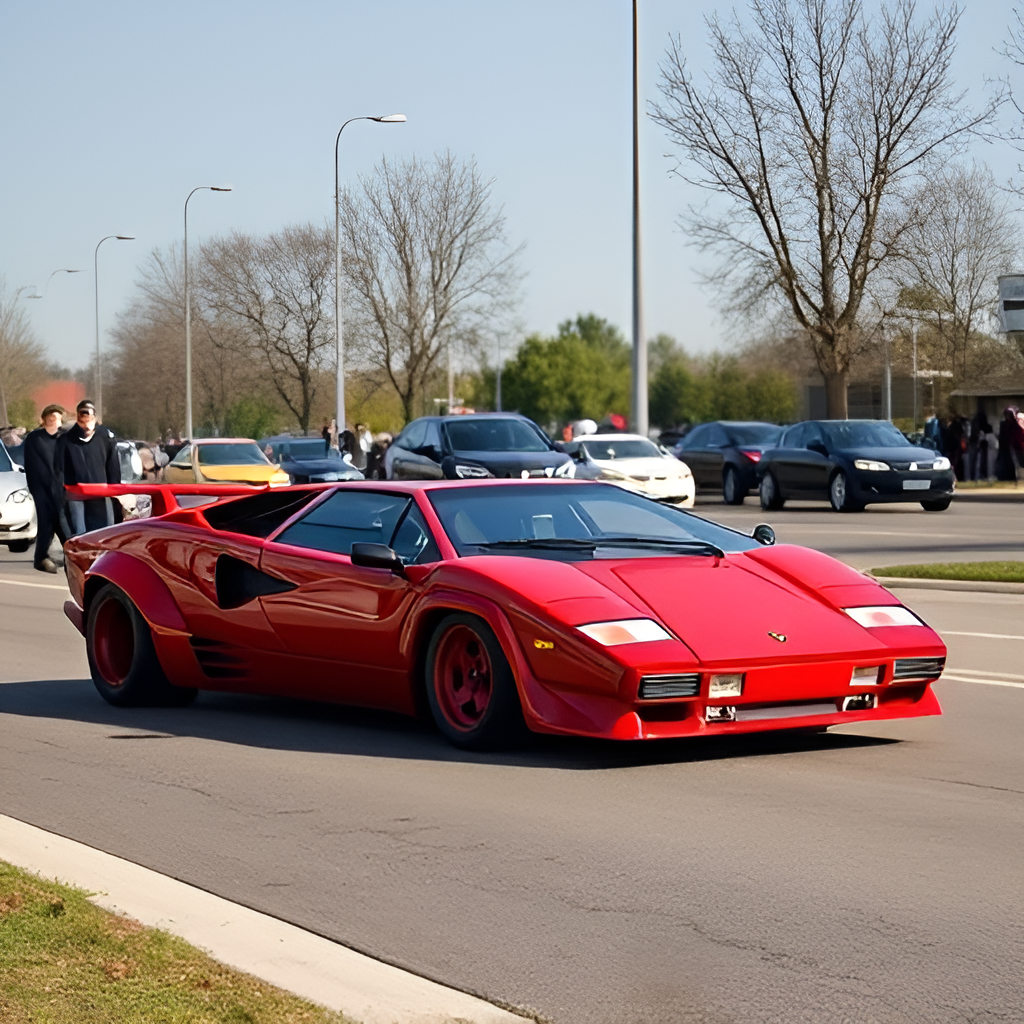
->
xmin=84 ymin=550 xmax=187 ymax=635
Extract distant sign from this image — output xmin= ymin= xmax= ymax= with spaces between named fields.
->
xmin=997 ymin=274 xmax=1024 ymax=332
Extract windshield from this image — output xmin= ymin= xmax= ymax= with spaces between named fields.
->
xmin=285 ymin=439 xmax=329 ymax=460
xmin=724 ymin=423 xmax=781 ymax=445
xmin=429 ymin=483 xmax=758 ymax=560
xmin=0 ymin=442 xmax=12 ymax=474
xmin=197 ymin=442 xmax=271 ymax=466
xmin=445 ymin=418 xmax=549 ymax=453
xmin=821 ymin=421 xmax=909 ymax=449
xmin=582 ymin=439 xmax=661 ymax=460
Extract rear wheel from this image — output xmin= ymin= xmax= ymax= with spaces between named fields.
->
xmin=722 ymin=466 xmax=746 ymax=505
xmin=829 ymin=471 xmax=864 ymax=512
xmin=87 ymin=584 xmax=197 ymax=707
xmin=759 ymin=472 xmax=785 ymax=511
xmin=920 ymin=497 xmax=952 ymax=511
xmin=426 ymin=613 xmax=526 ymax=750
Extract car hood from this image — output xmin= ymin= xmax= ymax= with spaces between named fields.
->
xmin=199 ymin=465 xmax=290 ymax=484
xmin=454 ymin=450 xmax=570 ymax=476
xmin=595 ymin=457 xmax=687 ymax=478
xmin=281 ymin=457 xmax=362 ymax=478
xmin=834 ymin=445 xmax=939 ymax=462
xmin=0 ymin=470 xmax=30 ymax=502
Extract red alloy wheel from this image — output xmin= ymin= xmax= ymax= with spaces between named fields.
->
xmin=432 ymin=624 xmax=494 ymax=731
xmin=92 ymin=597 xmax=135 ymax=686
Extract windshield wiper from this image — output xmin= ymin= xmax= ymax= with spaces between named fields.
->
xmin=474 ymin=538 xmax=597 ymax=550
xmin=593 ymin=537 xmax=726 ymax=558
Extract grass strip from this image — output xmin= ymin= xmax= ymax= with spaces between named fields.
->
xmin=871 ymin=561 xmax=1024 ymax=583
xmin=0 ymin=860 xmax=355 ymax=1024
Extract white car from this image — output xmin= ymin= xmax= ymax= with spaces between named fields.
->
xmin=575 ymin=433 xmax=695 ymax=507
xmin=0 ymin=441 xmax=37 ymax=552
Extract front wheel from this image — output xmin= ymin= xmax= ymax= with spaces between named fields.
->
xmin=759 ymin=472 xmax=785 ymax=511
xmin=722 ymin=466 xmax=747 ymax=505
xmin=829 ymin=471 xmax=864 ymax=512
xmin=425 ymin=613 xmax=526 ymax=750
xmin=921 ymin=497 xmax=952 ymax=511
xmin=87 ymin=584 xmax=197 ymax=707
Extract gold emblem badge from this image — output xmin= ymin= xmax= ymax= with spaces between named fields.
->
xmin=767 ymin=631 xmax=787 ymax=643
xmin=534 ymin=639 xmax=554 ymax=650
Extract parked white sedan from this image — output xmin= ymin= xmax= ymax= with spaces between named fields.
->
xmin=575 ymin=433 xmax=695 ymax=507
xmin=0 ymin=441 xmax=37 ymax=553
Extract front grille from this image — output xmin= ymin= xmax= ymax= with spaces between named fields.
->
xmin=889 ymin=460 xmax=936 ymax=472
xmin=638 ymin=673 xmax=701 ymax=699
xmin=893 ymin=657 xmax=945 ymax=681
xmin=189 ymin=636 xmax=248 ymax=679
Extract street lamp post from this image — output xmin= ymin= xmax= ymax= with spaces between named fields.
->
xmin=28 ymin=268 xmax=82 ymax=300
xmin=334 ymin=113 xmax=406 ymax=439
xmin=631 ymin=0 xmax=648 ymax=437
xmin=184 ymin=186 xmax=231 ymax=441
xmin=94 ymin=236 xmax=134 ymax=422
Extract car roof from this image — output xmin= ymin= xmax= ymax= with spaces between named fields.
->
xmin=575 ymin=433 xmax=653 ymax=443
xmin=258 ymin=435 xmax=324 ymax=444
xmin=409 ymin=412 xmax=536 ymax=424
xmin=189 ymin=438 xmax=258 ymax=445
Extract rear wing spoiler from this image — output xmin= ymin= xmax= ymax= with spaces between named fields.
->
xmin=64 ymin=483 xmax=274 ymax=517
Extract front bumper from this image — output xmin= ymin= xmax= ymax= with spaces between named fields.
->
xmin=0 ymin=498 xmax=37 ymax=541
xmin=850 ymin=469 xmax=955 ymax=502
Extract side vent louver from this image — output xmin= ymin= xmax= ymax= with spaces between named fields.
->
xmin=638 ymin=674 xmax=701 ymax=699
xmin=893 ymin=657 xmax=945 ymax=681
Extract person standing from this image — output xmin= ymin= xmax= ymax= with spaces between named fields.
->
xmin=21 ymin=404 xmax=68 ymax=573
xmin=56 ymin=400 xmax=120 ymax=536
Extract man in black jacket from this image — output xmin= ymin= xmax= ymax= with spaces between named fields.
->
xmin=56 ymin=400 xmax=120 ymax=536
xmin=21 ymin=403 xmax=69 ymax=573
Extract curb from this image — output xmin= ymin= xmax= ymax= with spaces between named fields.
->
xmin=0 ymin=814 xmax=530 ymax=1024
xmin=871 ymin=575 xmax=1024 ymax=595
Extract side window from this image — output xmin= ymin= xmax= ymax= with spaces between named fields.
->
xmin=804 ymin=424 xmax=824 ymax=448
xmin=275 ymin=492 xmax=410 ymax=556
xmin=680 ymin=425 xmax=707 ymax=449
xmin=170 ymin=444 xmax=192 ymax=468
xmin=781 ymin=424 xmax=805 ymax=448
xmin=397 ymin=420 xmax=427 ymax=452
xmin=421 ymin=420 xmax=443 ymax=452
xmin=706 ymin=424 xmax=730 ymax=447
xmin=391 ymin=506 xmax=441 ymax=564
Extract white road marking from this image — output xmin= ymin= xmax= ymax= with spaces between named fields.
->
xmin=0 ymin=577 xmax=67 ymax=592
xmin=942 ymin=631 xmax=1024 ymax=641
xmin=939 ymin=674 xmax=1024 ymax=689
xmin=945 ymin=667 xmax=1024 ymax=681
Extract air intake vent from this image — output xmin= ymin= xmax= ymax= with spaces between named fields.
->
xmin=893 ymin=657 xmax=945 ymax=681
xmin=189 ymin=636 xmax=248 ymax=679
xmin=638 ymin=673 xmax=701 ymax=699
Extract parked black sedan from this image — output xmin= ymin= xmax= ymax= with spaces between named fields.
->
xmin=757 ymin=420 xmax=955 ymax=512
xmin=672 ymin=421 xmax=782 ymax=504
xmin=259 ymin=435 xmax=364 ymax=484
xmin=384 ymin=413 xmax=574 ymax=480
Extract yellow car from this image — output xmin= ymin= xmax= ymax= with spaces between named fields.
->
xmin=164 ymin=439 xmax=291 ymax=487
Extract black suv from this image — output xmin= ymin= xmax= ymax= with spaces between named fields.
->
xmin=384 ymin=413 xmax=573 ymax=480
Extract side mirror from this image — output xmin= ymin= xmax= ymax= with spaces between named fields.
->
xmin=415 ymin=444 xmax=442 ymax=461
xmin=752 ymin=523 xmax=776 ymax=546
xmin=808 ymin=441 xmax=828 ymax=456
xmin=350 ymin=542 xmax=405 ymax=575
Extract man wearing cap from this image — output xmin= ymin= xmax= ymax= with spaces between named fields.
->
xmin=55 ymin=400 xmax=120 ymax=536
xmin=22 ymin=404 xmax=69 ymax=573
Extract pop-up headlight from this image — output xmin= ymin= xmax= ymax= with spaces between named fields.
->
xmin=844 ymin=606 xmax=922 ymax=628
xmin=708 ymin=673 xmax=744 ymax=698
xmin=577 ymin=619 xmax=672 ymax=645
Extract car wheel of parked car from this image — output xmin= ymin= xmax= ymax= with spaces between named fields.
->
xmin=426 ymin=613 xmax=526 ymax=750
xmin=920 ymin=498 xmax=952 ymax=512
xmin=87 ymin=584 xmax=198 ymax=708
xmin=7 ymin=539 xmax=30 ymax=553
xmin=723 ymin=466 xmax=746 ymax=505
xmin=759 ymin=472 xmax=785 ymax=511
xmin=829 ymin=471 xmax=864 ymax=513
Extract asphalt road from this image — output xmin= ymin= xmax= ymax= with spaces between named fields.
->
xmin=1 ymin=501 xmax=1022 ymax=1024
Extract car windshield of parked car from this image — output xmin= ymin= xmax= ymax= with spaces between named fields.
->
xmin=284 ymin=439 xmax=329 ymax=460
xmin=429 ymin=483 xmax=758 ymax=560
xmin=821 ymin=421 xmax=909 ymax=449
xmin=0 ymin=443 xmax=13 ymax=473
xmin=724 ymin=424 xmax=781 ymax=445
xmin=445 ymin=418 xmax=549 ymax=453
xmin=197 ymin=442 xmax=271 ymax=466
xmin=582 ymin=439 xmax=662 ymax=460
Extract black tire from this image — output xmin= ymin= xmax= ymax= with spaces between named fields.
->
xmin=86 ymin=584 xmax=197 ymax=707
xmin=828 ymin=471 xmax=864 ymax=512
xmin=920 ymin=497 xmax=952 ymax=511
xmin=722 ymin=466 xmax=747 ymax=505
xmin=759 ymin=471 xmax=785 ymax=511
xmin=7 ymin=539 xmax=31 ymax=553
xmin=425 ymin=613 xmax=527 ymax=750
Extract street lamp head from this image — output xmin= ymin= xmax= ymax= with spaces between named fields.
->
xmin=373 ymin=113 xmax=407 ymax=123
xmin=211 ymin=186 xmax=232 ymax=192
xmin=115 ymin=236 xmax=135 ymax=240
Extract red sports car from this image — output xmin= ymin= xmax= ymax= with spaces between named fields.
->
xmin=62 ymin=479 xmax=945 ymax=749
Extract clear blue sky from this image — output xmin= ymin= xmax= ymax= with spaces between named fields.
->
xmin=1 ymin=0 xmax=1018 ymax=372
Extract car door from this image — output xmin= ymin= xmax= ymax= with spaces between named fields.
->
xmin=164 ymin=443 xmax=195 ymax=483
xmin=258 ymin=489 xmax=426 ymax=711
xmin=797 ymin=423 xmax=833 ymax=496
xmin=388 ymin=421 xmax=426 ymax=479
xmin=678 ymin=425 xmax=711 ymax=487
xmin=768 ymin=425 xmax=806 ymax=494
xmin=701 ymin=423 xmax=730 ymax=489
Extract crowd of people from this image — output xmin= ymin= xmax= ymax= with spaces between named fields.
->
xmin=319 ymin=418 xmax=393 ymax=478
xmin=924 ymin=406 xmax=1024 ymax=482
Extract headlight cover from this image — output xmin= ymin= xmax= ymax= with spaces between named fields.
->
xmin=455 ymin=463 xmax=492 ymax=479
xmin=854 ymin=459 xmax=890 ymax=471
xmin=9 ymin=488 xmax=31 ymax=504
xmin=931 ymin=456 xmax=951 ymax=470
xmin=844 ymin=605 xmax=922 ymax=628
xmin=600 ymin=466 xmax=628 ymax=481
xmin=577 ymin=619 xmax=672 ymax=645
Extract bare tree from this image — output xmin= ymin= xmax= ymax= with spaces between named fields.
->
xmin=0 ymin=280 xmax=48 ymax=428
xmin=199 ymin=225 xmax=335 ymax=433
xmin=893 ymin=163 xmax=1021 ymax=380
xmin=653 ymin=0 xmax=999 ymax=417
xmin=342 ymin=152 xmax=521 ymax=424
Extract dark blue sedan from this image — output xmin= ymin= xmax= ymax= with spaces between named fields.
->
xmin=259 ymin=436 xmax=364 ymax=484
xmin=757 ymin=420 xmax=955 ymax=512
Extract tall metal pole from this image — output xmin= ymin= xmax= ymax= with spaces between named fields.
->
xmin=335 ymin=113 xmax=406 ymax=439
xmin=94 ymin=235 xmax=134 ymax=423
xmin=882 ymin=329 xmax=892 ymax=421
xmin=631 ymin=0 xmax=648 ymax=436
xmin=912 ymin=321 xmax=918 ymax=432
xmin=184 ymin=187 xmax=230 ymax=441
